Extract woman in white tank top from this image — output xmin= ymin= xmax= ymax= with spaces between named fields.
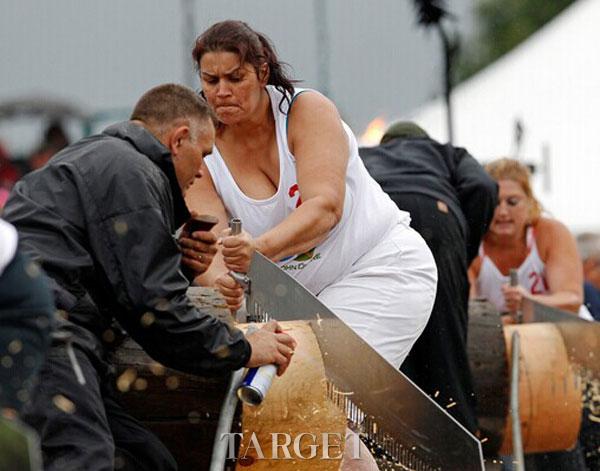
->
xmin=182 ymin=20 xmax=437 ymax=371
xmin=468 ymin=158 xmax=584 ymax=319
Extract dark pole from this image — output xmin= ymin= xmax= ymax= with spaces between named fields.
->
xmin=314 ymin=0 xmax=331 ymax=98
xmin=180 ymin=0 xmax=196 ymax=88
xmin=412 ymin=0 xmax=455 ymax=143
xmin=437 ymin=23 xmax=454 ymax=143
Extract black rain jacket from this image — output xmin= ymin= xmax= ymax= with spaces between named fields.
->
xmin=3 ymin=122 xmax=250 ymax=375
xmin=360 ymin=137 xmax=498 ymax=263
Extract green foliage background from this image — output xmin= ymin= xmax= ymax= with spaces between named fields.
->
xmin=456 ymin=0 xmax=577 ymax=82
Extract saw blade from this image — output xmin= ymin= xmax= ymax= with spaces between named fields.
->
xmin=522 ymin=299 xmax=600 ymax=377
xmin=246 ymin=251 xmax=484 ymax=470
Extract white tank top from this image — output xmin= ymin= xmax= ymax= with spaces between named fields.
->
xmin=477 ymin=227 xmax=548 ymax=312
xmin=204 ymin=85 xmax=408 ymax=294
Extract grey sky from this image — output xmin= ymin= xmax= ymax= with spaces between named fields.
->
xmin=0 ymin=0 xmax=473 ymax=150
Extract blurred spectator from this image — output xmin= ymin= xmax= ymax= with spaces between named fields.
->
xmin=0 ymin=189 xmax=8 ymax=209
xmin=576 ymin=232 xmax=600 ymax=321
xmin=360 ymin=121 xmax=498 ymax=434
xmin=43 ymin=120 xmax=69 ymax=151
xmin=27 ymin=120 xmax=70 ymax=171
xmin=0 ymin=218 xmax=53 ymax=470
xmin=28 ymin=143 xmax=62 ymax=171
xmin=0 ymin=218 xmax=54 ymax=417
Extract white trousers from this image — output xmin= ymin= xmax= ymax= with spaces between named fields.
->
xmin=318 ymin=223 xmax=437 ymax=369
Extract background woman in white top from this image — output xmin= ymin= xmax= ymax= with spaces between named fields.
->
xmin=468 ymin=158 xmax=583 ymax=318
xmin=180 ymin=20 xmax=436 ymax=370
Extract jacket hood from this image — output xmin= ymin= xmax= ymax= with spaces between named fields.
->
xmin=103 ymin=122 xmax=190 ymax=226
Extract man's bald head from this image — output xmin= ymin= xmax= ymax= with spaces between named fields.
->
xmin=131 ymin=83 xmax=215 ymax=138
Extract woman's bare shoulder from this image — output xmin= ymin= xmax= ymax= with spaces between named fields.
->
xmin=469 ymin=255 xmax=483 ymax=277
xmin=534 ymin=217 xmax=575 ymax=255
xmin=535 ymin=217 xmax=571 ymax=238
xmin=287 ymin=90 xmax=345 ymax=152
xmin=292 ymin=88 xmax=334 ymax=106
xmin=288 ymin=90 xmax=339 ymax=124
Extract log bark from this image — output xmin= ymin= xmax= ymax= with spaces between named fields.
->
xmin=111 ymin=287 xmax=237 ymax=471
xmin=467 ymin=299 xmax=510 ymax=456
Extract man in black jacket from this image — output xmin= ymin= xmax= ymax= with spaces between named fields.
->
xmin=3 ymin=84 xmax=296 ymax=471
xmin=360 ymin=121 xmax=497 ymax=435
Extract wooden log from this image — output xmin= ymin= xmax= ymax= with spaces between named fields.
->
xmin=468 ymin=300 xmax=583 ymax=456
xmin=111 ymin=287 xmax=237 ymax=471
xmin=467 ymin=299 xmax=510 ymax=456
xmin=237 ymin=321 xmax=346 ymax=470
xmin=499 ymin=324 xmax=582 ymax=455
xmin=113 ymin=292 xmax=347 ymax=470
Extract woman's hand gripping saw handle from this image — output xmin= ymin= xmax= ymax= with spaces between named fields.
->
xmin=227 ymin=218 xmax=251 ymax=321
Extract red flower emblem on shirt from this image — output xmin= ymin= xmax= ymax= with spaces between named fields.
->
xmin=288 ymin=183 xmax=302 ymax=208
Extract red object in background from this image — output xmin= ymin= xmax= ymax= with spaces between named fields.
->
xmin=0 ymin=187 xmax=9 ymax=208
xmin=0 ymin=141 xmax=21 ymax=208
xmin=0 ymin=142 xmax=20 ymax=188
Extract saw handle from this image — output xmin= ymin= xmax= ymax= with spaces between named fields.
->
xmin=229 ymin=217 xmax=242 ymax=236
xmin=509 ymin=268 xmax=523 ymax=323
xmin=227 ymin=218 xmax=250 ymax=291
xmin=227 ymin=218 xmax=250 ymax=322
xmin=509 ymin=268 xmax=518 ymax=288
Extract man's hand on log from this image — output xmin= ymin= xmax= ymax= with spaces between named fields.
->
xmin=179 ymin=229 xmax=217 ymax=276
xmin=245 ymin=320 xmax=297 ymax=376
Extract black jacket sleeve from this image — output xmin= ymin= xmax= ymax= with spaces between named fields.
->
xmin=85 ymin=172 xmax=250 ymax=376
xmin=451 ymin=147 xmax=499 ymax=264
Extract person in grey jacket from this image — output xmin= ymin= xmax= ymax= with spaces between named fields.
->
xmin=360 ymin=121 xmax=498 ymax=435
xmin=3 ymin=83 xmax=295 ymax=471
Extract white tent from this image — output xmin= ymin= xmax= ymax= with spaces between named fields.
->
xmin=406 ymin=0 xmax=600 ymax=232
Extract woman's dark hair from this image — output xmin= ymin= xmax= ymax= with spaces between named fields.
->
xmin=192 ymin=20 xmax=299 ymax=113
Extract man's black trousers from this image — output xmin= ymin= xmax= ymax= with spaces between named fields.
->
xmin=395 ymin=193 xmax=479 ymax=434
xmin=21 ymin=341 xmax=178 ymax=471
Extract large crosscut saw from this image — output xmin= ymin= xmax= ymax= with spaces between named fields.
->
xmin=240 ymin=251 xmax=484 ymax=470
